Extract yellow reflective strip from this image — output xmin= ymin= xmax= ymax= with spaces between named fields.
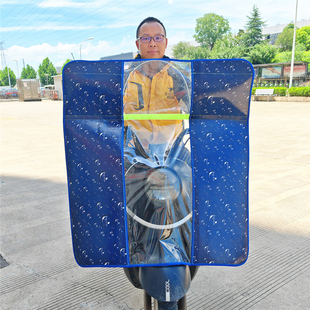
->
xmin=123 ymin=114 xmax=189 ymax=120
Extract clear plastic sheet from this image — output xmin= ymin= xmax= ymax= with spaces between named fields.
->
xmin=123 ymin=60 xmax=193 ymax=264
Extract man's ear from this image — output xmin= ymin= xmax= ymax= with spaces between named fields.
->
xmin=135 ymin=40 xmax=140 ymax=51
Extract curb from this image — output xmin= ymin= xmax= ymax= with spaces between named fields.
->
xmin=252 ymin=96 xmax=310 ymax=102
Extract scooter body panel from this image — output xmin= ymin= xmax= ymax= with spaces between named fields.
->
xmin=139 ymin=265 xmax=191 ymax=302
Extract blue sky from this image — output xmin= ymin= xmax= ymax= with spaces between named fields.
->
xmin=1 ymin=0 xmax=309 ymax=77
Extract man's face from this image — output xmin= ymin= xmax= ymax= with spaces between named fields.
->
xmin=136 ymin=22 xmax=168 ymax=59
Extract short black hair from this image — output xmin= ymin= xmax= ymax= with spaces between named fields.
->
xmin=136 ymin=17 xmax=166 ymax=39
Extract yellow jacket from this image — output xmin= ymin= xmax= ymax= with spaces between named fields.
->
xmin=123 ymin=63 xmax=186 ymax=146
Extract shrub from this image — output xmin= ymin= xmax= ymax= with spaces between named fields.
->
xmin=252 ymin=86 xmax=310 ymax=96
xmin=303 ymin=87 xmax=310 ymax=96
xmin=288 ymin=87 xmax=301 ymax=96
xmin=288 ymin=86 xmax=310 ymax=96
xmin=251 ymin=86 xmax=287 ymax=96
xmin=274 ymin=87 xmax=287 ymax=96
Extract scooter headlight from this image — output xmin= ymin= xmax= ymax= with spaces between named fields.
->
xmin=145 ymin=167 xmax=181 ymax=206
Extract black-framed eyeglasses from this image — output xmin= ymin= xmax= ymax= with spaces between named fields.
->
xmin=137 ymin=35 xmax=165 ymax=43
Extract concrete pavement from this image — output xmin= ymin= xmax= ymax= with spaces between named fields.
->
xmin=1 ymin=99 xmax=309 ymax=309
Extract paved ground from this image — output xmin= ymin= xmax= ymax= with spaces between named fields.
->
xmin=1 ymin=99 xmax=309 ymax=309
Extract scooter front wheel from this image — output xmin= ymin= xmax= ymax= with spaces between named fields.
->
xmin=144 ymin=291 xmax=187 ymax=310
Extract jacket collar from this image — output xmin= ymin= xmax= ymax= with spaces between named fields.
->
xmin=135 ymin=54 xmax=170 ymax=59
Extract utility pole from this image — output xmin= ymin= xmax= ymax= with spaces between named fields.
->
xmin=7 ymin=67 xmax=11 ymax=88
xmin=79 ymin=37 xmax=94 ymax=60
xmin=13 ymin=60 xmax=19 ymax=79
xmin=0 ymin=41 xmax=7 ymax=70
xmin=45 ymin=74 xmax=49 ymax=85
xmin=289 ymin=0 xmax=298 ymax=89
xmin=0 ymin=42 xmax=11 ymax=87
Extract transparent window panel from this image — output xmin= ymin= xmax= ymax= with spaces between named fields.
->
xmin=123 ymin=60 xmax=193 ymax=265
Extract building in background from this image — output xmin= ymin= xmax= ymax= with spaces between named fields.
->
xmin=100 ymin=52 xmax=136 ymax=60
xmin=262 ymin=19 xmax=310 ymax=44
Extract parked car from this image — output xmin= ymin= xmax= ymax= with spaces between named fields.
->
xmin=0 ymin=88 xmax=19 ymax=99
xmin=0 ymin=89 xmax=7 ymax=98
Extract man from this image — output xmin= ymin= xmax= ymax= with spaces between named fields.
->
xmin=123 ymin=16 xmax=192 ymax=261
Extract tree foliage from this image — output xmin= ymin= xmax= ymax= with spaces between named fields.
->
xmin=243 ymin=5 xmax=266 ymax=47
xmin=172 ymin=8 xmax=271 ymax=62
xmin=172 ymin=42 xmax=192 ymax=59
xmin=245 ymin=43 xmax=278 ymax=64
xmin=0 ymin=67 xmax=16 ymax=87
xmin=296 ymin=26 xmax=310 ymax=51
xmin=210 ymin=34 xmax=245 ymax=59
xmin=38 ymin=57 xmax=57 ymax=85
xmin=301 ymin=50 xmax=310 ymax=63
xmin=273 ymin=47 xmax=309 ymax=63
xmin=61 ymin=59 xmax=72 ymax=72
xmin=20 ymin=64 xmax=37 ymax=79
xmin=275 ymin=23 xmax=295 ymax=51
xmin=171 ymin=6 xmax=307 ymax=67
xmin=185 ymin=46 xmax=211 ymax=59
xmin=194 ymin=13 xmax=230 ymax=50
xmin=172 ymin=42 xmax=210 ymax=60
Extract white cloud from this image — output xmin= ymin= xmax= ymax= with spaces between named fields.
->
xmin=6 ymin=37 xmax=137 ymax=76
xmin=1 ymin=25 xmax=94 ymax=32
xmin=7 ymin=43 xmax=74 ymax=73
xmin=167 ymin=30 xmax=194 ymax=46
xmin=38 ymin=0 xmax=120 ymax=11
xmin=1 ymin=22 xmax=137 ymax=34
xmin=38 ymin=0 xmax=88 ymax=8
xmin=0 ymin=0 xmax=19 ymax=4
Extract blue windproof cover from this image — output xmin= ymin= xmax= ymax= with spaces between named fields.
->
xmin=63 ymin=59 xmax=253 ymax=267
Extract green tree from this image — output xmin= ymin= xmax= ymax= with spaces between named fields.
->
xmin=38 ymin=57 xmax=57 ymax=85
xmin=273 ymin=51 xmax=292 ymax=63
xmin=237 ymin=29 xmax=245 ymax=37
xmin=296 ymin=25 xmax=310 ymax=50
xmin=172 ymin=42 xmax=192 ymax=59
xmin=0 ymin=67 xmax=16 ymax=87
xmin=245 ymin=43 xmax=278 ymax=64
xmin=172 ymin=42 xmax=210 ymax=60
xmin=210 ymin=34 xmax=246 ymax=59
xmin=20 ymin=64 xmax=37 ymax=79
xmin=243 ymin=5 xmax=266 ymax=47
xmin=194 ymin=13 xmax=230 ymax=50
xmin=61 ymin=59 xmax=72 ymax=72
xmin=185 ymin=46 xmax=211 ymax=59
xmin=275 ymin=23 xmax=295 ymax=51
xmin=301 ymin=50 xmax=310 ymax=62
xmin=273 ymin=45 xmax=308 ymax=63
